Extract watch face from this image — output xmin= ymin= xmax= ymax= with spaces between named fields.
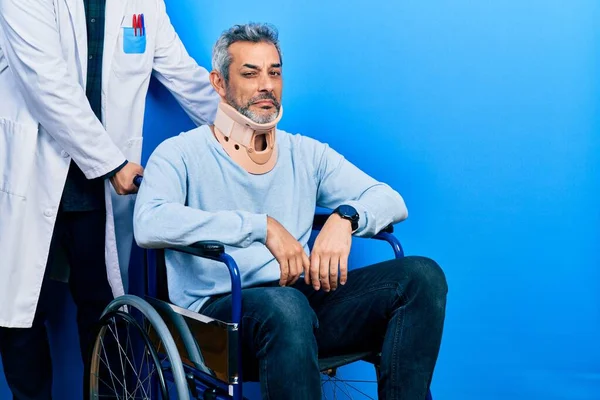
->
xmin=338 ymin=205 xmax=358 ymax=220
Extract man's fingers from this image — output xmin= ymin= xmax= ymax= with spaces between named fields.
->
xmin=340 ymin=254 xmax=348 ymax=286
xmin=320 ymin=254 xmax=330 ymax=292
xmin=110 ymin=175 xmax=139 ymax=195
xmin=302 ymin=251 xmax=311 ymax=285
xmin=128 ymin=183 xmax=139 ymax=194
xmin=329 ymin=255 xmax=339 ymax=290
xmin=293 ymin=254 xmax=305 ymax=286
xmin=288 ymin=257 xmax=298 ymax=286
xmin=279 ymin=257 xmax=289 ymax=286
xmin=310 ymin=253 xmax=320 ymax=290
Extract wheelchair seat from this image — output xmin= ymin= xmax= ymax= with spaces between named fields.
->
xmin=319 ymin=352 xmax=380 ymax=375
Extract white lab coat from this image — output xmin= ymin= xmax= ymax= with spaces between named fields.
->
xmin=0 ymin=0 xmax=218 ymax=327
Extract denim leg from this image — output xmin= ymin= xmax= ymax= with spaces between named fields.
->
xmin=294 ymin=256 xmax=448 ymax=400
xmin=201 ymin=286 xmax=322 ymax=400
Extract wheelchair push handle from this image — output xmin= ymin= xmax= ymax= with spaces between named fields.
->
xmin=133 ymin=174 xmax=143 ymax=187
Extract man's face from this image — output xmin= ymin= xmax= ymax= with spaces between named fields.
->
xmin=221 ymin=41 xmax=282 ymax=124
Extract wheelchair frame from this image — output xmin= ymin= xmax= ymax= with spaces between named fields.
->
xmin=87 ymin=213 xmax=434 ymax=400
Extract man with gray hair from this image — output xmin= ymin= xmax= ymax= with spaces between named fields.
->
xmin=134 ymin=23 xmax=447 ymax=399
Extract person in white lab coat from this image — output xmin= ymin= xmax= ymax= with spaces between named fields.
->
xmin=0 ymin=0 xmax=219 ymax=397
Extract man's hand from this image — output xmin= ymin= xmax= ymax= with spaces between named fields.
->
xmin=309 ymin=214 xmax=353 ymax=291
xmin=110 ymin=162 xmax=144 ymax=195
xmin=265 ymin=216 xmax=310 ymax=287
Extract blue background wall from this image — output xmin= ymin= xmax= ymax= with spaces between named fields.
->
xmin=1 ymin=0 xmax=599 ymax=399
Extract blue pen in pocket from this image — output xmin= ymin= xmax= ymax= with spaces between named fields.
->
xmin=123 ymin=14 xmax=146 ymax=54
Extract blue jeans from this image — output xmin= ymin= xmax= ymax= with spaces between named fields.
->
xmin=201 ymin=256 xmax=448 ymax=400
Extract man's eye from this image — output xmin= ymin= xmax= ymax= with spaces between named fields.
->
xmin=270 ymin=71 xmax=281 ymax=76
xmin=242 ymin=72 xmax=256 ymax=77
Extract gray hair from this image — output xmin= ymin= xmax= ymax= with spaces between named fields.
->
xmin=212 ymin=23 xmax=282 ymax=83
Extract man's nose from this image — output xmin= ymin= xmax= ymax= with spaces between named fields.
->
xmin=257 ymin=74 xmax=275 ymax=92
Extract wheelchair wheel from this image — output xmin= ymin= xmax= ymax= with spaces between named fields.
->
xmin=86 ymin=295 xmax=191 ymax=400
xmin=322 ymin=369 xmax=377 ymax=400
xmin=87 ymin=310 xmax=168 ymax=399
xmin=321 ymin=365 xmax=433 ymax=400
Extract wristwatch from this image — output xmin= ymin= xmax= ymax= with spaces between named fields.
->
xmin=332 ymin=204 xmax=359 ymax=231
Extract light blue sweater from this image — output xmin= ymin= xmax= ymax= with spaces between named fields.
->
xmin=133 ymin=125 xmax=408 ymax=312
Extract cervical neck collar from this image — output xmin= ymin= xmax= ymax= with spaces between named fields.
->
xmin=213 ymin=101 xmax=283 ymax=175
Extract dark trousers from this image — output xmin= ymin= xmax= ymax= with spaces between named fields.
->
xmin=201 ymin=256 xmax=448 ymax=400
xmin=0 ymin=209 xmax=113 ymax=400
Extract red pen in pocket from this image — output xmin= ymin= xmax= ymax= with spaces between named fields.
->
xmin=132 ymin=14 xmax=138 ymax=36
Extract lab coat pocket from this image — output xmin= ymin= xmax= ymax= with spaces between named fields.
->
xmin=113 ymin=24 xmax=151 ymax=79
xmin=122 ymin=28 xmax=147 ymax=54
xmin=123 ymin=136 xmax=144 ymax=164
xmin=0 ymin=118 xmax=37 ymax=199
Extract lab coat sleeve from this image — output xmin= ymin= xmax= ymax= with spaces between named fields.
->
xmin=0 ymin=0 xmax=126 ymax=179
xmin=152 ymin=0 xmax=220 ymax=126
xmin=310 ymin=137 xmax=408 ymax=237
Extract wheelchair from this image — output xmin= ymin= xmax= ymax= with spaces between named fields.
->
xmin=85 ymin=213 xmax=434 ymax=400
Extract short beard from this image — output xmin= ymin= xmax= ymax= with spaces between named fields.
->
xmin=225 ymin=87 xmax=281 ymax=124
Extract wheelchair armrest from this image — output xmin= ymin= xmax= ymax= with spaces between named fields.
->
xmin=163 ymin=241 xmax=242 ymax=325
xmin=312 ymin=213 xmax=394 ymax=234
xmin=167 ymin=240 xmax=225 ymax=261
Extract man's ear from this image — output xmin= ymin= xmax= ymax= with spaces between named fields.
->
xmin=210 ymin=71 xmax=227 ymax=98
